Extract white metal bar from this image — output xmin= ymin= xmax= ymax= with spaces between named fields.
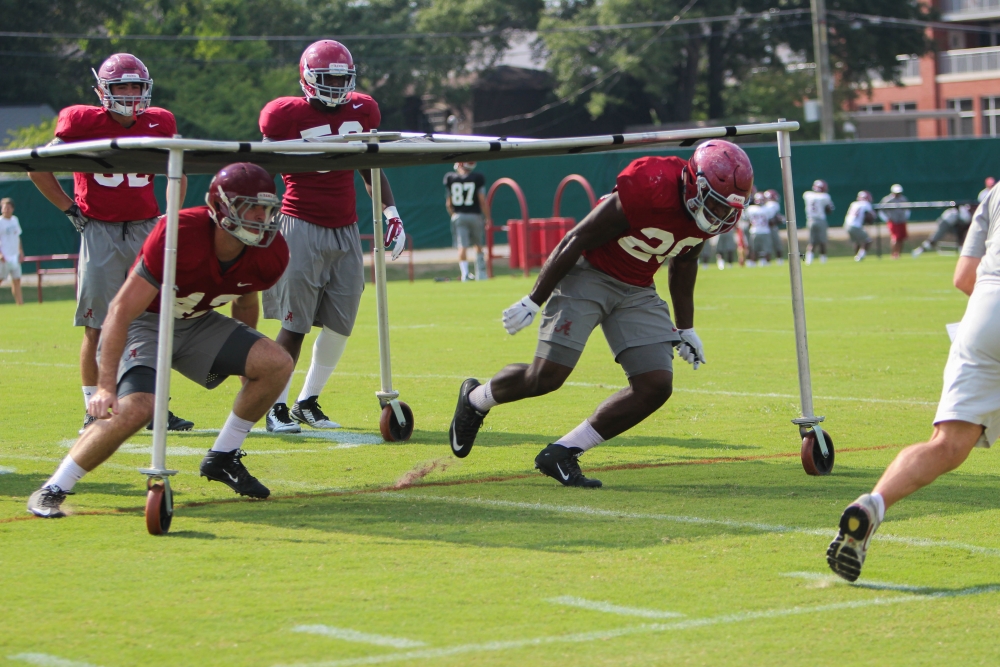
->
xmin=369 ymin=141 xmax=395 ymax=401
xmin=149 ymin=147 xmax=184 ymax=473
xmin=777 ymin=130 xmax=815 ymax=419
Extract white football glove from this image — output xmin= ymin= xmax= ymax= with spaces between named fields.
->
xmin=502 ymin=295 xmax=540 ymax=335
xmin=383 ymin=206 xmax=406 ymax=261
xmin=675 ymin=328 xmax=706 ymax=369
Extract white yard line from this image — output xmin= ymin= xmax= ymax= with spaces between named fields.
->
xmin=273 ymin=585 xmax=1000 ymax=667
xmin=781 ymin=571 xmax=932 ymax=592
xmin=547 ymin=596 xmax=683 ymax=619
xmin=0 ymin=465 xmax=15 ymax=474
xmin=8 ymin=654 xmax=102 ymax=667
xmin=0 ymin=348 xmax=25 ymax=352
xmin=293 ymin=626 xmax=426 ymax=649
xmin=377 ymin=493 xmax=1000 ymax=557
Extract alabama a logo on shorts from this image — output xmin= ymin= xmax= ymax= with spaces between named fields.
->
xmin=126 ymin=342 xmax=142 ymax=360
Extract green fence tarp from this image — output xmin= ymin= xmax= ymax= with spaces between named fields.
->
xmin=4 ymin=136 xmax=997 ymax=264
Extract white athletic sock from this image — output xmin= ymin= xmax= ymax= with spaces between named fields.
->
xmin=82 ymin=385 xmax=97 ymax=410
xmin=468 ymin=381 xmax=498 ymax=412
xmin=870 ymin=492 xmax=886 ymax=522
xmin=298 ymin=327 xmax=348 ymax=402
xmin=805 ymin=251 xmax=814 ymax=264
xmin=276 ymin=375 xmax=293 ymax=407
xmin=459 ymin=261 xmax=469 ymax=280
xmin=45 ymin=455 xmax=87 ymax=492
xmin=820 ymin=254 xmax=827 ymax=263
xmin=211 ymin=412 xmax=255 ymax=453
xmin=554 ymin=420 xmax=605 ymax=452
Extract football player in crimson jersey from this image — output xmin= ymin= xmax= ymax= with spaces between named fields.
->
xmin=258 ymin=39 xmax=406 ymax=434
xmin=448 ymin=141 xmax=753 ymax=487
xmin=27 ymin=53 xmax=192 ymax=434
xmin=27 ymin=163 xmax=294 ymax=518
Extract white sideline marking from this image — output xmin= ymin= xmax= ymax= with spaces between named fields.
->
xmin=0 ymin=359 xmax=938 ymax=407
xmin=378 ymin=493 xmax=1000 ymax=557
xmin=273 ymin=586 xmax=1000 ymax=667
xmin=293 ymin=625 xmax=426 ymax=649
xmin=8 ymin=654 xmax=102 ymax=667
xmin=781 ymin=571 xmax=932 ymax=592
xmin=548 ymin=596 xmax=683 ymax=619
xmin=0 ymin=465 xmax=15 ymax=474
xmin=0 ymin=348 xmax=25 ymax=352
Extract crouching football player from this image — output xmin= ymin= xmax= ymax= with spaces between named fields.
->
xmin=448 ymin=141 xmax=753 ymax=487
xmin=28 ymin=163 xmax=293 ymax=518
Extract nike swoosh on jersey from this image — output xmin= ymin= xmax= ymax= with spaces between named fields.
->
xmin=237 ymin=282 xmax=252 ymax=287
xmin=353 ymin=103 xmax=363 ymax=109
xmin=149 ymin=123 xmax=159 ymax=127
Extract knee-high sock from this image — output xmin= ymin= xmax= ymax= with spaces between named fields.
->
xmin=298 ymin=327 xmax=348 ymax=401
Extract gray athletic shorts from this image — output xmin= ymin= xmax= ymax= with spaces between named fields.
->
xmin=262 ymin=214 xmax=364 ymax=336
xmin=108 ymin=310 xmax=264 ymax=392
xmin=769 ymin=227 xmax=783 ymax=257
xmin=848 ymin=226 xmax=871 ymax=244
xmin=534 ymin=259 xmax=677 ymax=376
xmin=451 ymin=213 xmax=485 ymax=248
xmin=0 ymin=259 xmax=21 ymax=281
xmin=715 ymin=229 xmax=737 ymax=254
xmin=807 ymin=219 xmax=828 ymax=246
xmin=76 ymin=217 xmax=158 ymax=328
xmin=752 ymin=232 xmax=774 ymax=257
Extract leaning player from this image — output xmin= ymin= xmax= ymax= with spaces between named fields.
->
xmin=27 ymin=163 xmax=292 ymax=518
xmin=27 ymin=53 xmax=192 ymax=433
xmin=827 ymin=184 xmax=1000 ymax=580
xmin=444 ymin=161 xmax=490 ymax=281
xmin=447 ymin=141 xmax=753 ymax=487
xmin=803 ymin=180 xmax=833 ymax=264
xmin=259 ymin=40 xmax=406 ymax=434
xmin=763 ymin=189 xmax=784 ymax=265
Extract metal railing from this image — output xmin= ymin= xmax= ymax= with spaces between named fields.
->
xmin=939 ymin=46 xmax=1000 ymax=75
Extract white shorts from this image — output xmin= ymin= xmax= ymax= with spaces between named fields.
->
xmin=0 ymin=259 xmax=21 ymax=281
xmin=934 ymin=281 xmax=1000 ymax=448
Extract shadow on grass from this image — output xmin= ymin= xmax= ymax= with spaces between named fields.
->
xmin=0 ymin=472 xmax=147 ymax=499
xmin=175 ymin=459 xmax=1000 ymax=553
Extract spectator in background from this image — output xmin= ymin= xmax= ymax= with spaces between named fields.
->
xmin=763 ymin=189 xmax=784 ymax=265
xmin=803 ymin=179 xmax=833 ymax=264
xmin=979 ymin=177 xmax=995 ymax=204
xmin=844 ymin=191 xmax=875 ymax=262
xmin=913 ymin=204 xmax=973 ymax=257
xmin=444 ymin=161 xmax=490 ymax=281
xmin=0 ymin=197 xmax=24 ymax=305
xmin=879 ymin=184 xmax=910 ymax=259
xmin=747 ymin=193 xmax=773 ymax=266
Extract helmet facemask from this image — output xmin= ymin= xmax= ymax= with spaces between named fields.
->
xmin=207 ymin=188 xmax=281 ymax=247
xmin=684 ymin=169 xmax=745 ymax=235
xmin=301 ymin=63 xmax=356 ymax=107
xmin=93 ymin=69 xmax=153 ymax=117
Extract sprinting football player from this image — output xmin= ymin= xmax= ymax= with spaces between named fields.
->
xmin=27 ymin=53 xmax=193 ymax=434
xmin=444 ymin=161 xmax=490 ymax=281
xmin=878 ymin=184 xmax=909 ymax=259
xmin=447 ymin=141 xmax=753 ymax=487
xmin=803 ymin=180 xmax=833 ymax=264
xmin=259 ymin=39 xmax=406 ymax=434
xmin=827 ymin=183 xmax=1000 ymax=581
xmin=27 ymin=163 xmax=292 ymax=518
xmin=843 ymin=191 xmax=876 ymax=261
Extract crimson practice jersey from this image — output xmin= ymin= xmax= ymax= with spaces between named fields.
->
xmin=55 ymin=106 xmax=177 ymax=223
xmin=134 ymin=206 xmax=289 ymax=320
xmin=584 ymin=157 xmax=710 ymax=287
xmin=259 ymin=94 xmax=380 ymax=228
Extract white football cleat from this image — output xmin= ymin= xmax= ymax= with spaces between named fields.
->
xmin=717 ymin=258 xmax=726 ymax=271
xmin=827 ymin=493 xmax=882 ymax=582
xmin=266 ymin=403 xmax=301 ymax=433
xmin=291 ymin=396 xmax=341 ymax=429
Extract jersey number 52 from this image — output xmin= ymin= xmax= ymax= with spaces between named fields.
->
xmin=94 ymin=173 xmax=151 ymax=188
xmin=619 ymin=228 xmax=702 ymax=263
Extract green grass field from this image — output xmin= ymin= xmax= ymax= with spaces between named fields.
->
xmin=3 ymin=254 xmax=999 ymax=667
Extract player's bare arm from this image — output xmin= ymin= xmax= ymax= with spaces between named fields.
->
xmin=445 ymin=193 xmax=455 ymax=217
xmin=359 ymin=168 xmax=395 ymax=208
xmin=27 ymin=172 xmax=74 ymax=212
xmin=954 ymin=256 xmax=980 ymax=295
xmin=667 ymin=243 xmax=702 ymax=330
xmin=477 ymin=191 xmax=491 ymax=225
xmin=231 ymin=291 xmax=260 ymax=330
xmin=527 ymin=193 xmax=630 ymax=306
xmin=90 ymin=272 xmax=159 ymax=418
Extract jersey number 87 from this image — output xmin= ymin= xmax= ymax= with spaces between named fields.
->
xmin=451 ymin=182 xmax=476 ymax=207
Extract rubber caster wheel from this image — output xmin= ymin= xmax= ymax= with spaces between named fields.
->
xmin=801 ymin=430 xmax=835 ymax=476
xmin=145 ymin=480 xmax=173 ymax=535
xmin=380 ymin=401 xmax=414 ymax=442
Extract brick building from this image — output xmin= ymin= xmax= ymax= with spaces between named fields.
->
xmin=850 ymin=0 xmax=1000 ymax=139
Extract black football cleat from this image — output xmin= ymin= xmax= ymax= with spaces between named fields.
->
xmin=449 ymin=378 xmax=488 ymax=458
xmin=199 ymin=449 xmax=270 ymax=499
xmin=147 ymin=410 xmax=194 ymax=432
xmin=534 ymin=444 xmax=602 ymax=488
xmin=79 ymin=412 xmax=96 ymax=435
xmin=27 ymin=485 xmax=72 ymax=518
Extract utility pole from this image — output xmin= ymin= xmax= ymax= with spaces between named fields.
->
xmin=810 ymin=0 xmax=836 ymax=142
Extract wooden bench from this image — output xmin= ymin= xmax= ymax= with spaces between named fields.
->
xmin=21 ymin=254 xmax=79 ymax=303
